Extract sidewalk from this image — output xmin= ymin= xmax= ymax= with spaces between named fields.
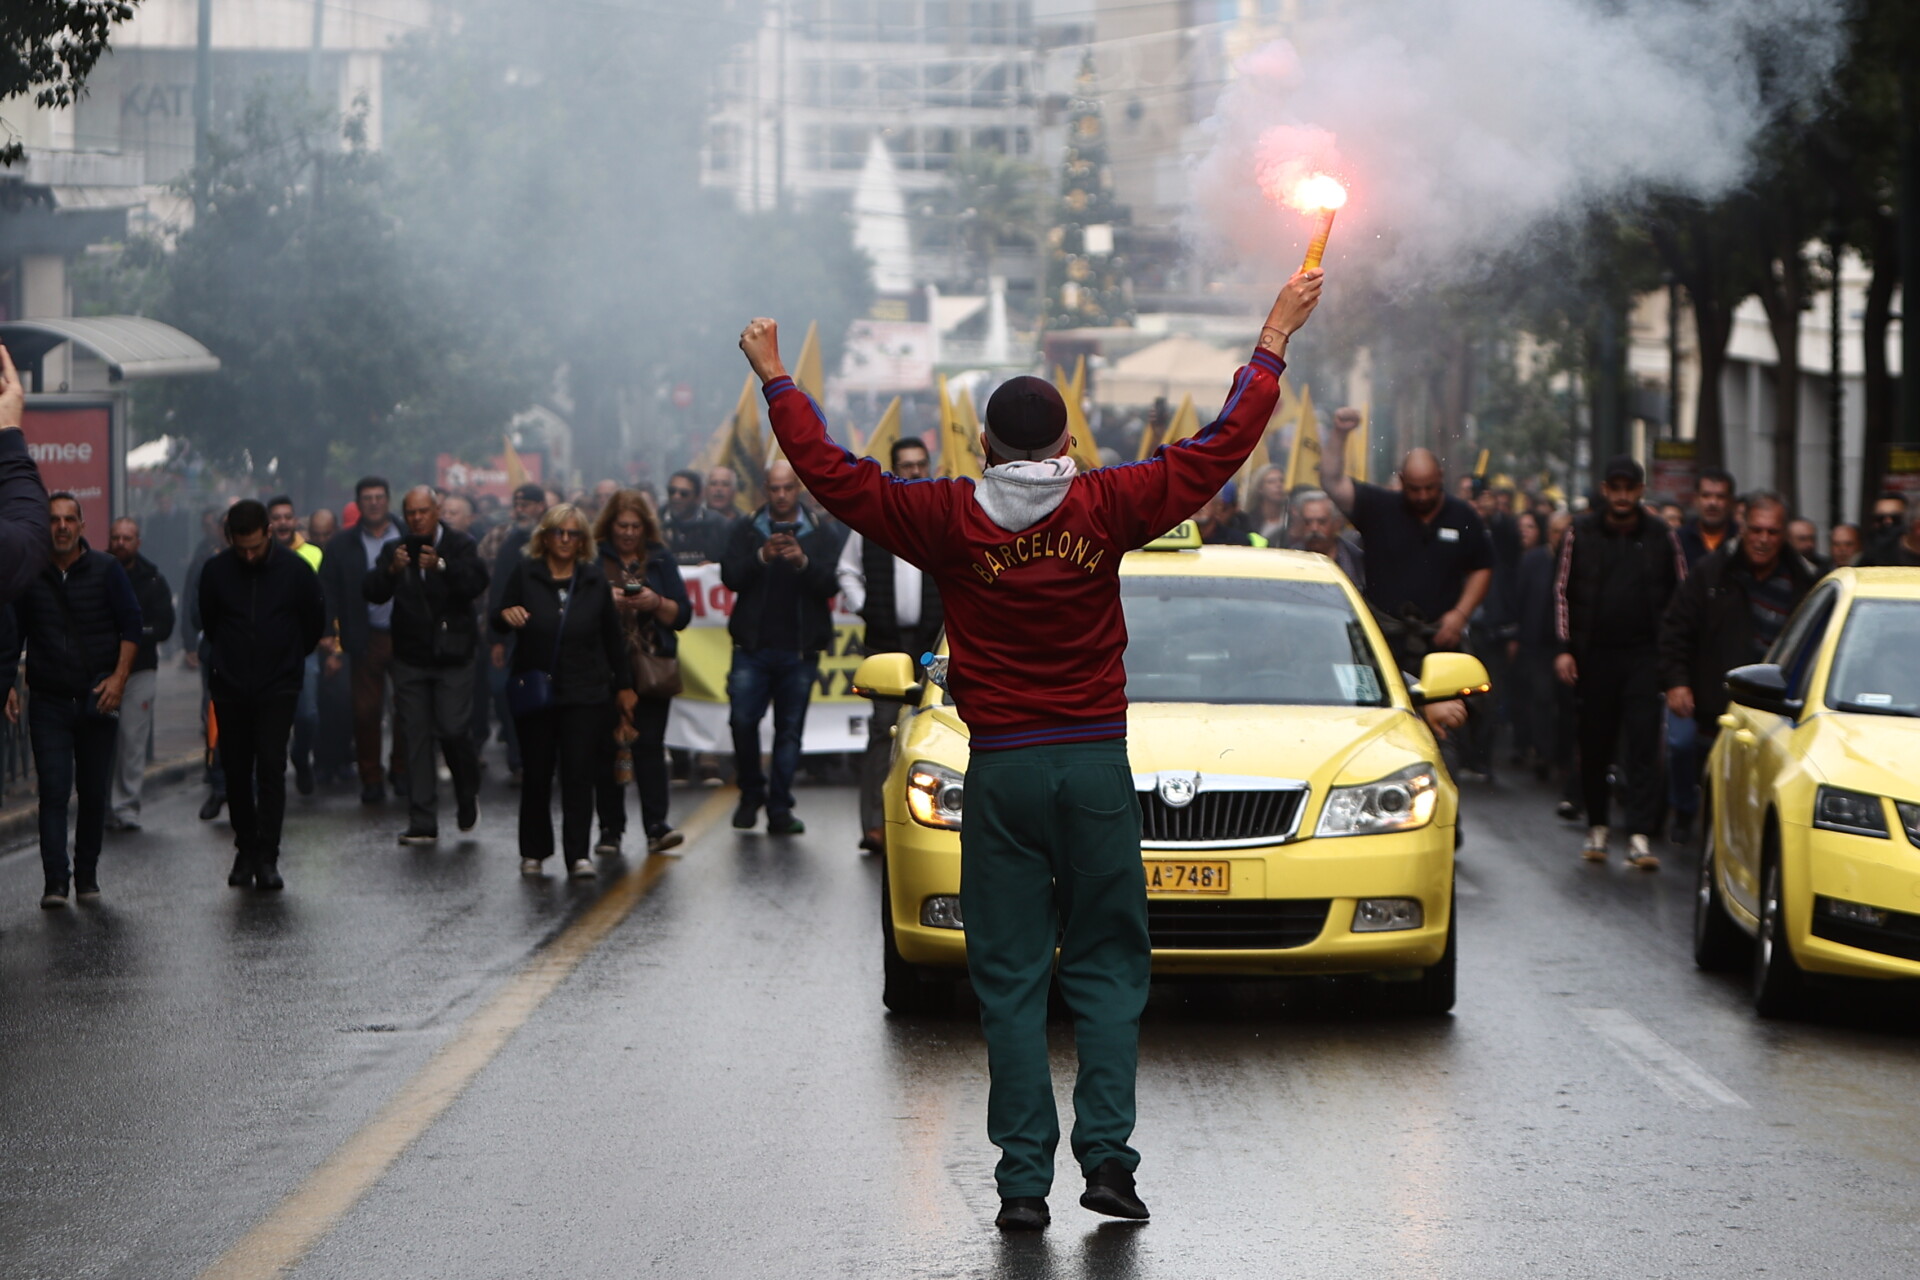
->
xmin=0 ymin=658 xmax=207 ymax=842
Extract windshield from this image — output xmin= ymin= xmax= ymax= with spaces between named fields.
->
xmin=1825 ymin=599 xmax=1920 ymax=717
xmin=1120 ymin=576 xmax=1391 ymax=707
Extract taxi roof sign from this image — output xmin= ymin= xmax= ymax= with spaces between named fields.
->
xmin=1143 ymin=521 xmax=1202 ymax=551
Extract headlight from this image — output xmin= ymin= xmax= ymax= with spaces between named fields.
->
xmin=1315 ymin=764 xmax=1438 ymax=838
xmin=1812 ymin=785 xmax=1889 ymax=839
xmin=1896 ymin=801 xmax=1920 ymax=850
xmin=906 ymin=761 xmax=965 ymax=830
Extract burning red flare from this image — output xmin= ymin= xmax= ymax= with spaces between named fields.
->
xmin=1287 ymin=173 xmax=1349 ymax=213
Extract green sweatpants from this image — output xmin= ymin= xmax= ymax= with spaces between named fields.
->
xmin=959 ymin=738 xmax=1150 ymax=1199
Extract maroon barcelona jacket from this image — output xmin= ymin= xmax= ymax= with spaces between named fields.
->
xmin=761 ymin=347 xmax=1286 ymax=752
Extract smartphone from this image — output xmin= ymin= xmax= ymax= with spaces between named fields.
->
xmin=403 ymin=535 xmax=433 ymax=560
xmin=622 ymin=583 xmax=642 ymax=596
xmin=770 ymin=521 xmax=801 ymax=536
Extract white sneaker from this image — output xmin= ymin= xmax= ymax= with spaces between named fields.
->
xmin=1583 ymin=825 xmax=1609 ymax=861
xmin=567 ymin=858 xmax=598 ymax=881
xmin=1626 ymin=833 xmax=1660 ymax=871
xmin=520 ymin=858 xmax=545 ymax=877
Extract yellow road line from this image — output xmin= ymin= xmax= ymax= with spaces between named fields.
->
xmin=198 ymin=786 xmax=738 ymax=1280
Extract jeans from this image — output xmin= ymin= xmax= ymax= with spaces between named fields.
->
xmin=291 ymin=652 xmax=320 ymax=772
xmin=1574 ymin=646 xmax=1664 ymax=836
xmin=727 ymin=648 xmax=818 ymax=818
xmin=30 ymin=692 xmax=119 ymax=891
xmin=1666 ymin=708 xmax=1700 ymax=819
xmin=110 ymin=669 xmax=158 ymax=822
xmin=515 ymin=702 xmax=610 ymax=864
xmin=390 ymin=658 xmax=480 ymax=835
xmin=596 ymin=697 xmax=673 ymax=840
xmin=213 ymin=692 xmax=299 ymax=866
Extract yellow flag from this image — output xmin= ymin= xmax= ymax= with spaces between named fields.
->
xmin=1474 ymin=447 xmax=1490 ymax=478
xmin=794 ymin=321 xmax=826 ymax=401
xmin=502 ymin=435 xmax=528 ymax=490
xmin=1166 ymin=393 xmax=1200 ymax=445
xmin=1053 ymin=361 xmax=1103 ymax=472
xmin=728 ymin=374 xmax=767 ymax=513
xmin=1346 ymin=403 xmax=1370 ymax=483
xmin=863 ymin=396 xmax=902 ymax=464
xmin=1284 ymin=384 xmax=1321 ymax=490
xmin=943 ymin=382 xmax=984 ymax=480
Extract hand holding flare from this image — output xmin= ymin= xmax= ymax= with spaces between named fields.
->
xmin=1278 ymin=173 xmax=1347 ymax=271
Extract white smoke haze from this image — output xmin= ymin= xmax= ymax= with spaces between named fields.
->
xmin=1186 ymin=0 xmax=1850 ymax=289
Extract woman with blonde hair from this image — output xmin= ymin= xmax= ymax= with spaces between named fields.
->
xmin=493 ymin=504 xmax=635 ymax=878
xmin=591 ymin=490 xmax=692 ymax=855
xmin=1245 ymin=464 xmax=1290 ymax=544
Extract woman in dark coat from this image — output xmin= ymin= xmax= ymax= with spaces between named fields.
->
xmin=592 ymin=489 xmax=693 ymax=855
xmin=493 ymin=504 xmax=635 ymax=878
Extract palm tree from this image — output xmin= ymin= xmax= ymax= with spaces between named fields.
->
xmin=939 ymin=148 xmax=1044 ymax=287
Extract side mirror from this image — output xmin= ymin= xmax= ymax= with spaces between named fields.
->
xmin=1409 ymin=652 xmax=1492 ymax=705
xmin=1725 ymin=663 xmax=1801 ymax=717
xmin=851 ymin=652 xmax=922 ymax=703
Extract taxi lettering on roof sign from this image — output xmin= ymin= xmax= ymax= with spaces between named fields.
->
xmin=1144 ymin=521 xmax=1202 ymax=551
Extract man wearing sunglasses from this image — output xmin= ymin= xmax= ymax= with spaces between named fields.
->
xmin=662 ymin=468 xmax=730 ymax=566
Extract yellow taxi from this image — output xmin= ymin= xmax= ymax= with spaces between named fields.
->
xmin=852 ymin=523 xmax=1490 ymax=1016
xmin=1693 ymin=567 xmax=1920 ymax=1016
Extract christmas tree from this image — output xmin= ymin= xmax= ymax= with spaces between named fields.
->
xmin=1043 ymin=53 xmax=1132 ymax=331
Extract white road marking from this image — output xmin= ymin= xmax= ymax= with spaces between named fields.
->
xmin=1574 ymin=1007 xmax=1750 ymax=1110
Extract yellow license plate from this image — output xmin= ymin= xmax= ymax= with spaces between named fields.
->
xmin=1144 ymin=860 xmax=1230 ymax=894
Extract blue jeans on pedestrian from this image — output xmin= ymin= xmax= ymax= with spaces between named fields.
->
xmin=1666 ymin=707 xmax=1699 ymax=819
xmin=727 ymin=647 xmax=818 ymax=818
xmin=29 ymin=692 xmax=119 ymax=891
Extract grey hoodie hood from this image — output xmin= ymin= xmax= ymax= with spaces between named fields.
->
xmin=973 ymin=456 xmax=1079 ymax=533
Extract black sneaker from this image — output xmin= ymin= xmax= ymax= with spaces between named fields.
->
xmin=995 ymin=1197 xmax=1049 ymax=1231
xmin=732 ymin=796 xmax=761 ymax=830
xmin=398 ymin=828 xmax=438 ymax=846
xmin=594 ymin=830 xmax=622 ymax=856
xmin=199 ymin=793 xmax=226 ymax=821
xmin=457 ymin=793 xmax=479 ymax=833
xmin=1554 ymin=800 xmax=1581 ymax=823
xmin=766 ymin=813 xmax=805 ymax=836
xmin=228 ymin=852 xmax=254 ymax=888
xmin=254 ymin=860 xmax=285 ymax=891
xmin=75 ymin=874 xmax=100 ymax=903
xmin=40 ymin=882 xmax=69 ymax=909
xmin=1080 ymin=1159 xmax=1149 ymax=1220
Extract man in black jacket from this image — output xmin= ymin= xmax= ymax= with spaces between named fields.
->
xmin=719 ymin=459 xmax=842 ymax=835
xmin=319 ymin=477 xmax=404 ymax=804
xmin=106 ymin=516 xmax=175 ymax=831
xmin=2 ymin=493 xmax=141 ymax=908
xmin=1554 ymin=456 xmax=1688 ymax=870
xmin=199 ymin=500 xmax=327 ymax=890
xmin=662 ymin=469 xmax=731 ymax=565
xmin=364 ymin=486 xmax=490 ymax=844
xmin=835 ymin=436 xmax=943 ymax=853
xmin=1660 ymin=492 xmax=1814 ymax=764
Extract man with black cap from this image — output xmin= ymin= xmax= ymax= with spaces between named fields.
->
xmin=1553 ymin=455 xmax=1688 ymax=869
xmin=739 ymin=266 xmax=1322 ymax=1231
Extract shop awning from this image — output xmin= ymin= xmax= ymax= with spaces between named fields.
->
xmin=0 ymin=315 xmax=219 ymax=381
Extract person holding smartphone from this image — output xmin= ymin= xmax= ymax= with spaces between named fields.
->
xmin=592 ymin=490 xmax=692 ymax=855
xmin=717 ymin=459 xmax=842 ymax=835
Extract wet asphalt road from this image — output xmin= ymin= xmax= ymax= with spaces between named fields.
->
xmin=4 ymin=761 xmax=1920 ymax=1280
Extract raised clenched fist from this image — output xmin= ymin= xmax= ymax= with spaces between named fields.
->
xmin=739 ymin=318 xmax=786 ymax=384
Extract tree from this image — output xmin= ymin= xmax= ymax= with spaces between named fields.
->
xmin=1 ymin=0 xmax=140 ymax=165
xmin=140 ymin=88 xmax=525 ymax=504
xmin=939 ymin=148 xmax=1042 ymax=289
xmin=383 ymin=0 xmax=872 ymax=481
xmin=1042 ymin=54 xmax=1131 ymax=331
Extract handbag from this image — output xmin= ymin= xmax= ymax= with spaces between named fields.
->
xmin=505 ymin=582 xmax=572 ymax=716
xmin=622 ymin=565 xmax=682 ymax=699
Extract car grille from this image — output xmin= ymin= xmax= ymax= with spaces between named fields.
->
xmin=1811 ymin=901 xmax=1920 ymax=962
xmin=1148 ymin=899 xmax=1331 ymax=950
xmin=1138 ymin=787 xmax=1306 ymax=847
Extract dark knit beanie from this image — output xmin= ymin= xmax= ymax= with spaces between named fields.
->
xmin=984 ymin=377 xmax=1070 ymax=461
